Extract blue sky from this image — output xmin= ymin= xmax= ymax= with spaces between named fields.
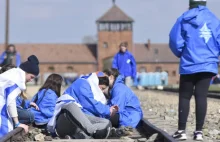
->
xmin=0 ymin=0 xmax=220 ymax=44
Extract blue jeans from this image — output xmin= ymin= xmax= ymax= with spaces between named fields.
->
xmin=17 ymin=107 xmax=35 ymax=124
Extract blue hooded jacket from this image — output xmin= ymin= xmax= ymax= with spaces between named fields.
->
xmin=16 ymin=89 xmax=58 ymax=125
xmin=112 ymin=51 xmax=136 ymax=79
xmin=0 ymin=52 xmax=21 ymax=67
xmin=169 ymin=6 xmax=220 ymax=74
xmin=108 ymin=75 xmax=143 ymax=128
xmin=64 ymin=77 xmax=111 ymax=118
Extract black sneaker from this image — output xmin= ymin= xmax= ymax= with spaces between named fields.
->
xmin=193 ymin=131 xmax=203 ymax=141
xmin=172 ymin=130 xmax=187 ymax=140
xmin=93 ymin=126 xmax=111 ymax=139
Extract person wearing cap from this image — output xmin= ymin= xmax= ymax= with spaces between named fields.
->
xmin=169 ymin=0 xmax=220 ymax=140
xmin=0 ymin=55 xmax=39 ymax=138
xmin=112 ymin=42 xmax=136 ymax=87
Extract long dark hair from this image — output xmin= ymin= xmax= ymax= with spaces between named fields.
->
xmin=0 ymin=64 xmax=16 ymax=74
xmin=39 ymin=74 xmax=63 ymax=97
xmin=103 ymin=68 xmax=120 ymax=80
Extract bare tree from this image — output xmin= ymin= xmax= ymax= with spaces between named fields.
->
xmin=82 ymin=35 xmax=97 ymax=44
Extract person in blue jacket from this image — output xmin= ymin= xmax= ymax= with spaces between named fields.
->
xmin=63 ymin=72 xmax=117 ymax=118
xmin=17 ymin=74 xmax=63 ymax=127
xmin=103 ymin=68 xmax=143 ymax=128
xmin=169 ymin=0 xmax=220 ymax=141
xmin=112 ymin=42 xmax=136 ymax=87
xmin=0 ymin=44 xmax=21 ymax=67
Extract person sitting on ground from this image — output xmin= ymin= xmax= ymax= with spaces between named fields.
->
xmin=0 ymin=55 xmax=39 ymax=138
xmin=64 ymin=71 xmax=117 ymax=118
xmin=48 ymin=94 xmax=112 ymax=139
xmin=47 ymin=72 xmax=116 ymax=139
xmin=0 ymin=44 xmax=21 ymax=67
xmin=103 ymin=68 xmax=143 ymax=128
xmin=16 ymin=74 xmax=63 ymax=127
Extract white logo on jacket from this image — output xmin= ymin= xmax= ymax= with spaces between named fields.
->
xmin=199 ymin=23 xmax=212 ymax=43
xmin=126 ymin=59 xmax=131 ymax=64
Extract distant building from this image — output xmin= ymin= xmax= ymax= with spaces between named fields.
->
xmin=0 ymin=3 xmax=179 ymax=84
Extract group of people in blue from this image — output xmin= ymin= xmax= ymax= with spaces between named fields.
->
xmin=0 ymin=40 xmax=142 ymax=139
xmin=1 ymin=0 xmax=219 ymax=140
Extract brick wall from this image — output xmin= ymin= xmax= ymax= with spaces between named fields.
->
xmin=97 ymin=31 xmax=133 ymax=70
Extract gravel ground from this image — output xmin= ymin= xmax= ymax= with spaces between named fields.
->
xmin=134 ymin=89 xmax=220 ymax=142
xmin=23 ymin=86 xmax=220 ymax=141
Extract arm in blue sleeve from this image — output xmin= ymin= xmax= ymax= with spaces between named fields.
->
xmin=16 ymin=96 xmax=31 ymax=109
xmin=130 ymin=54 xmax=137 ymax=79
xmin=16 ymin=96 xmax=23 ymax=107
xmin=79 ymin=84 xmax=110 ymax=117
xmin=0 ymin=52 xmax=6 ymax=64
xmin=16 ymin=53 xmax=21 ymax=67
xmin=169 ymin=17 xmax=185 ymax=58
xmin=112 ymin=54 xmax=118 ymax=69
xmin=38 ymin=92 xmax=57 ymax=118
xmin=24 ymin=100 xmax=31 ymax=108
xmin=212 ymin=22 xmax=220 ymax=53
xmin=109 ymin=85 xmax=126 ymax=112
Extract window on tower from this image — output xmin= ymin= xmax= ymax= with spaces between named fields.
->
xmin=103 ymin=42 xmax=108 ymax=48
xmin=99 ymin=23 xmax=109 ymax=31
xmin=110 ymin=23 xmax=120 ymax=31
xmin=98 ymin=22 xmax=132 ymax=31
xmin=121 ymin=23 xmax=132 ymax=31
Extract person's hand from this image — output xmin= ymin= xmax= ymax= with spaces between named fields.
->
xmin=113 ymin=105 xmax=119 ymax=111
xmin=110 ymin=105 xmax=118 ymax=116
xmin=18 ymin=123 xmax=29 ymax=133
xmin=30 ymin=102 xmax=39 ymax=110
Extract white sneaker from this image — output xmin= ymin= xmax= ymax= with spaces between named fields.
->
xmin=172 ymin=130 xmax=187 ymax=140
xmin=193 ymin=131 xmax=203 ymax=141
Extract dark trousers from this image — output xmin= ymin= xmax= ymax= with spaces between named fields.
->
xmin=178 ymin=72 xmax=214 ymax=131
xmin=110 ymin=113 xmax=119 ymax=128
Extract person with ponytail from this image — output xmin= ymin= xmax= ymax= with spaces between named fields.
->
xmin=0 ymin=55 xmax=39 ymax=138
xmin=103 ymin=68 xmax=143 ymax=128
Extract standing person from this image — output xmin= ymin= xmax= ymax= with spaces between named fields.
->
xmin=169 ymin=0 xmax=219 ymax=140
xmin=0 ymin=44 xmax=21 ymax=67
xmin=0 ymin=55 xmax=39 ymax=138
xmin=112 ymin=42 xmax=136 ymax=87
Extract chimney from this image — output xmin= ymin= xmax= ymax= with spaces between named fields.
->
xmin=147 ymin=39 xmax=151 ymax=50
